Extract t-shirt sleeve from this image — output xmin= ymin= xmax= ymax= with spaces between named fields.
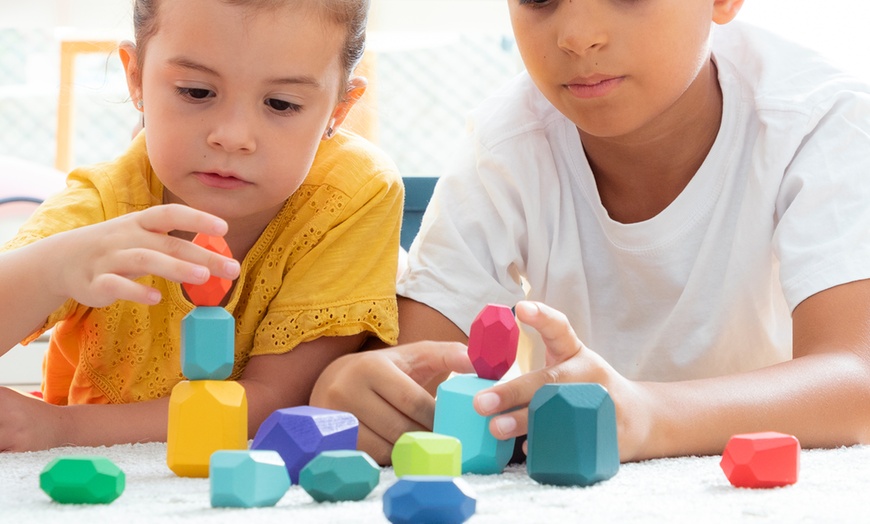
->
xmin=774 ymin=89 xmax=870 ymax=310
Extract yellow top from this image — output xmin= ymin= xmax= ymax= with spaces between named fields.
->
xmin=3 ymin=131 xmax=402 ymax=405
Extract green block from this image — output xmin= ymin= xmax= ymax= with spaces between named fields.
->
xmin=40 ymin=456 xmax=125 ymax=504
xmin=391 ymin=432 xmax=461 ymax=478
xmin=299 ymin=450 xmax=381 ymax=502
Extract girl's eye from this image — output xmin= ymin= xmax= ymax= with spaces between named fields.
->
xmin=265 ymin=98 xmax=302 ymax=114
xmin=176 ymin=87 xmax=213 ymax=100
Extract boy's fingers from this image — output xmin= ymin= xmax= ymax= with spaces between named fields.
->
xmin=515 ymin=301 xmax=582 ymax=365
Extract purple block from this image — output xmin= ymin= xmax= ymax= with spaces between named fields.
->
xmin=250 ymin=406 xmax=359 ymax=483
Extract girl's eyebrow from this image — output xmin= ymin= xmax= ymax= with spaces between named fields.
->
xmin=168 ymin=56 xmax=322 ymax=88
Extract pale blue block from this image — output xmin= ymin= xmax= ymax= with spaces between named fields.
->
xmin=181 ymin=306 xmax=234 ymax=380
xmin=433 ymin=374 xmax=515 ymax=475
xmin=210 ymin=450 xmax=290 ymax=508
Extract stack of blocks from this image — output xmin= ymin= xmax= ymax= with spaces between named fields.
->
xmin=167 ymin=234 xmax=248 ymax=478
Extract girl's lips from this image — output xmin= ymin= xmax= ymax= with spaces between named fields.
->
xmin=193 ymin=172 xmax=251 ymax=190
xmin=565 ymin=76 xmax=625 ymax=99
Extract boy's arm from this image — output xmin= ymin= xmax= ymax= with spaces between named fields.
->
xmin=310 ymin=297 xmax=475 ymax=464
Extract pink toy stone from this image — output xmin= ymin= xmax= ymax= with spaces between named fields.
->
xmin=467 ymin=304 xmax=519 ymax=380
xmin=182 ymin=234 xmax=233 ymax=307
xmin=720 ymin=431 xmax=800 ymax=488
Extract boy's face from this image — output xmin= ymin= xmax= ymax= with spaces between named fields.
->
xmin=126 ymin=0 xmax=347 ymax=225
xmin=508 ymin=0 xmax=727 ymax=140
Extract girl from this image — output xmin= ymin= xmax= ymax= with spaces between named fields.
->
xmin=311 ymin=0 xmax=870 ymax=465
xmin=0 ymin=0 xmax=402 ymax=451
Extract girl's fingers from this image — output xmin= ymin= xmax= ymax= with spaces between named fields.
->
xmin=135 ymin=204 xmax=228 ymax=236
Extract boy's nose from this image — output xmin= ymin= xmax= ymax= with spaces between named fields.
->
xmin=206 ymin=103 xmax=257 ymax=153
xmin=555 ymin=3 xmax=609 ymax=57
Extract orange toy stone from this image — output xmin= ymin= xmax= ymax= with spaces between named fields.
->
xmin=467 ymin=304 xmax=519 ymax=381
xmin=720 ymin=431 xmax=800 ymax=488
xmin=183 ymin=234 xmax=233 ymax=306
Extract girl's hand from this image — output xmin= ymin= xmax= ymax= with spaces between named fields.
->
xmin=0 ymin=387 xmax=64 ymax=451
xmin=472 ymin=301 xmax=653 ymax=462
xmin=51 ymin=204 xmax=240 ymax=308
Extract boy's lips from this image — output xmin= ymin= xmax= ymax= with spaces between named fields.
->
xmin=564 ymin=75 xmax=625 ymax=99
xmin=193 ymin=171 xmax=251 ymax=190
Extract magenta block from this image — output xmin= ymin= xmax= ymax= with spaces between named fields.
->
xmin=467 ymin=304 xmax=518 ymax=380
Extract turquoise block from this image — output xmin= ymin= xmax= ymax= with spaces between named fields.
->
xmin=527 ymin=383 xmax=619 ymax=486
xmin=210 ymin=450 xmax=290 ymax=508
xmin=299 ymin=450 xmax=381 ymax=502
xmin=433 ymin=374 xmax=514 ymax=474
xmin=181 ymin=306 xmax=234 ymax=380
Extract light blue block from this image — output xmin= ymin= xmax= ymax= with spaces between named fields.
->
xmin=434 ymin=374 xmax=515 ymax=475
xmin=181 ymin=306 xmax=234 ymax=380
xmin=210 ymin=450 xmax=290 ymax=508
xmin=527 ymin=383 xmax=619 ymax=486
xmin=299 ymin=450 xmax=380 ymax=502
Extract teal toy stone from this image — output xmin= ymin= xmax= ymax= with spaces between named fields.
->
xmin=299 ymin=450 xmax=380 ymax=502
xmin=383 ymin=476 xmax=476 ymax=524
xmin=210 ymin=450 xmax=290 ymax=508
xmin=527 ymin=383 xmax=619 ymax=486
xmin=39 ymin=456 xmax=125 ymax=504
xmin=181 ymin=306 xmax=234 ymax=380
xmin=391 ymin=432 xmax=462 ymax=478
xmin=433 ymin=374 xmax=515 ymax=474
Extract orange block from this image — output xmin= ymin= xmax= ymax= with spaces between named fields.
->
xmin=183 ymin=234 xmax=234 ymax=306
xmin=167 ymin=380 xmax=248 ymax=477
xmin=720 ymin=431 xmax=800 ymax=488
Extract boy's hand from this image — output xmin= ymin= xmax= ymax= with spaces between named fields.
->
xmin=52 ymin=204 xmax=240 ymax=307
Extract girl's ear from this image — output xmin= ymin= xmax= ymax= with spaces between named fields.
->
xmin=322 ymin=76 xmax=367 ymax=140
xmin=119 ymin=41 xmax=144 ymax=113
xmin=712 ymin=0 xmax=745 ymax=25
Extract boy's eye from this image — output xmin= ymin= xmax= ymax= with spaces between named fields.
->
xmin=518 ymin=0 xmax=551 ymax=5
xmin=265 ymin=98 xmax=302 ymax=114
xmin=176 ymin=87 xmax=213 ymax=100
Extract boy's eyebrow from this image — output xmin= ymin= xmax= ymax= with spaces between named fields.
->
xmin=168 ymin=57 xmax=321 ymax=88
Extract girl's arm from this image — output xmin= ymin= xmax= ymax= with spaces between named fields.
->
xmin=475 ymin=279 xmax=870 ymax=461
xmin=0 ymin=333 xmax=366 ymax=452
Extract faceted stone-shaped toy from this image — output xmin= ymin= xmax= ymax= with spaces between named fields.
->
xmin=527 ymin=383 xmax=619 ymax=486
xmin=467 ymin=304 xmax=519 ymax=380
xmin=250 ymin=406 xmax=359 ymax=484
xmin=391 ymin=431 xmax=462 ymax=478
xmin=720 ymin=431 xmax=800 ymax=488
xmin=383 ymin=476 xmax=476 ymax=524
xmin=299 ymin=450 xmax=381 ymax=502
xmin=167 ymin=380 xmax=248 ymax=478
xmin=183 ymin=233 xmax=233 ymax=306
xmin=210 ymin=450 xmax=291 ymax=508
xmin=433 ymin=374 xmax=515 ymax=474
xmin=40 ymin=456 xmax=125 ymax=504
xmin=181 ymin=306 xmax=234 ymax=380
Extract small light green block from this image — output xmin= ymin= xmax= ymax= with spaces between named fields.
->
xmin=210 ymin=450 xmax=290 ymax=508
xmin=391 ymin=432 xmax=462 ymax=478
xmin=181 ymin=306 xmax=234 ymax=380
xmin=40 ymin=456 xmax=125 ymax=504
xmin=299 ymin=450 xmax=381 ymax=502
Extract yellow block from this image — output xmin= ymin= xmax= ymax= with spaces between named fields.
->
xmin=167 ymin=380 xmax=248 ymax=477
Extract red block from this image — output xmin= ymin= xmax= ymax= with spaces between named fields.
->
xmin=182 ymin=234 xmax=233 ymax=306
xmin=467 ymin=304 xmax=519 ymax=380
xmin=720 ymin=431 xmax=800 ymax=488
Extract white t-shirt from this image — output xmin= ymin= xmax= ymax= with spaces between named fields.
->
xmin=396 ymin=22 xmax=870 ymax=381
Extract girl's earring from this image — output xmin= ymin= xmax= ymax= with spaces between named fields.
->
xmin=323 ymin=118 xmax=336 ymax=140
xmin=136 ymin=100 xmax=144 ymax=110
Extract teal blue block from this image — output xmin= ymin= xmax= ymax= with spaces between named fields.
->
xmin=383 ymin=476 xmax=476 ymax=524
xmin=299 ymin=450 xmax=381 ymax=502
xmin=181 ymin=306 xmax=234 ymax=380
xmin=527 ymin=383 xmax=619 ymax=486
xmin=433 ymin=374 xmax=514 ymax=475
xmin=210 ymin=450 xmax=290 ymax=508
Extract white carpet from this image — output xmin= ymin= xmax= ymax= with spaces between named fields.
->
xmin=1 ymin=442 xmax=868 ymax=523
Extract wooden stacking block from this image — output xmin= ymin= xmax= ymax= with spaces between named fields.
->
xmin=250 ymin=406 xmax=359 ymax=484
xmin=383 ymin=476 xmax=476 ymax=524
xmin=180 ymin=306 xmax=235 ymax=380
xmin=433 ymin=374 xmax=515 ymax=474
xmin=391 ymin=431 xmax=462 ymax=478
xmin=527 ymin=383 xmax=619 ymax=486
xmin=467 ymin=304 xmax=519 ymax=380
xmin=183 ymin=234 xmax=233 ymax=306
xmin=167 ymin=380 xmax=248 ymax=477
xmin=40 ymin=456 xmax=125 ymax=504
xmin=210 ymin=450 xmax=291 ymax=508
xmin=299 ymin=450 xmax=381 ymax=502
xmin=720 ymin=431 xmax=800 ymax=488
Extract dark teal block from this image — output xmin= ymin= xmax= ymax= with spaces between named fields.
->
xmin=433 ymin=374 xmax=514 ymax=474
xmin=527 ymin=383 xmax=619 ymax=486
xmin=383 ymin=476 xmax=476 ymax=524
xmin=299 ymin=450 xmax=380 ymax=502
xmin=181 ymin=306 xmax=234 ymax=380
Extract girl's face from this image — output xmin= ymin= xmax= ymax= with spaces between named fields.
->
xmin=123 ymin=0 xmax=354 ymax=227
xmin=508 ymin=0 xmax=737 ymax=141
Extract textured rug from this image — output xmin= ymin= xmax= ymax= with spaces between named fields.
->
xmin=1 ymin=442 xmax=868 ymax=523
